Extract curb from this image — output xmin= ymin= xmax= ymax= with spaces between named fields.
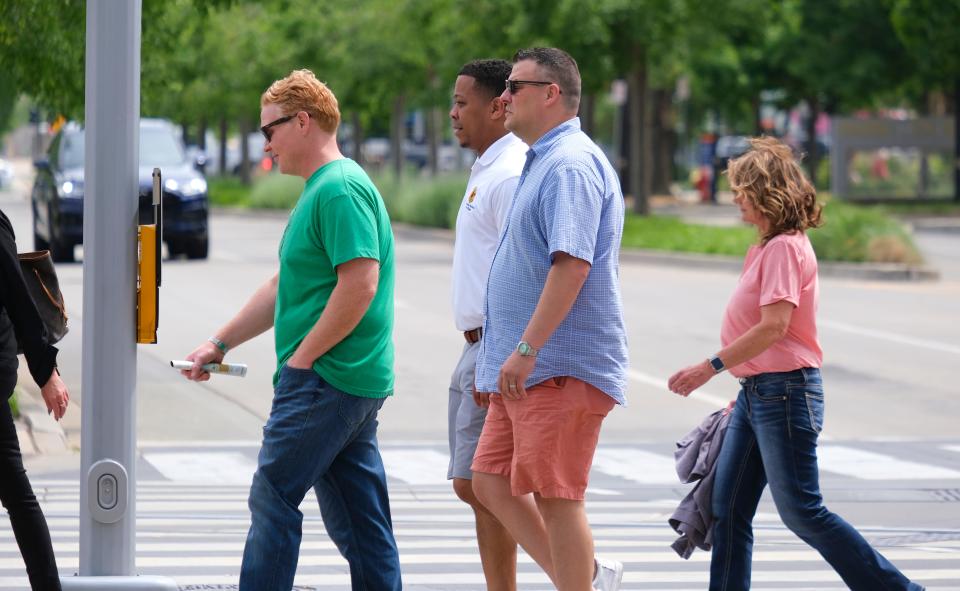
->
xmin=817 ymin=261 xmax=940 ymax=281
xmin=12 ymin=381 xmax=70 ymax=456
xmin=619 ymin=249 xmax=939 ymax=281
xmin=22 ymin=406 xmax=68 ymax=454
xmin=389 ymin=221 xmax=940 ymax=282
xmin=907 ymin=218 xmax=960 ymax=235
xmin=213 ymin=205 xmax=291 ymax=220
xmin=618 ymin=249 xmax=743 ymax=273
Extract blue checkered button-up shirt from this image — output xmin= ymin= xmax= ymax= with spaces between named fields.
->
xmin=475 ymin=118 xmax=628 ymax=404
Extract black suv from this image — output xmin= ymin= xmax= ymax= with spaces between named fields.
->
xmin=31 ymin=118 xmax=209 ymax=261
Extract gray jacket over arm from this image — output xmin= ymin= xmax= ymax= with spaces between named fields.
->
xmin=668 ymin=408 xmax=731 ymax=559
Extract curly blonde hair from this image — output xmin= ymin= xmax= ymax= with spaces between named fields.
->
xmin=261 ymin=69 xmax=340 ymax=134
xmin=726 ymin=136 xmax=823 ymax=244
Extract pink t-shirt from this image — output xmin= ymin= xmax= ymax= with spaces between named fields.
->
xmin=720 ymin=232 xmax=823 ymax=378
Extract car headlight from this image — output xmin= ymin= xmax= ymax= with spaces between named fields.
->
xmin=60 ymin=180 xmax=83 ymax=198
xmin=168 ymin=177 xmax=207 ymax=197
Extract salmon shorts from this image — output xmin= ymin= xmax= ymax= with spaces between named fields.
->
xmin=470 ymin=376 xmax=616 ymax=501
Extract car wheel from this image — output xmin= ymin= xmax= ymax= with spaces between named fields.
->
xmin=166 ymin=238 xmax=183 ymax=258
xmin=47 ymin=205 xmax=75 ymax=262
xmin=185 ymin=236 xmax=208 ymax=260
xmin=32 ymin=201 xmax=48 ymax=251
xmin=34 ymin=230 xmax=49 ymax=251
xmin=50 ymin=237 xmax=75 ymax=263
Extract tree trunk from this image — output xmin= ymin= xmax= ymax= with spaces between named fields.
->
xmin=628 ymin=46 xmax=651 ymax=215
xmin=752 ymin=96 xmax=763 ymax=135
xmin=195 ymin=118 xmax=208 ymax=172
xmin=198 ymin=118 xmax=207 ymax=150
xmin=613 ymin=90 xmax=627 ymax=190
xmin=427 ymin=107 xmax=439 ymax=176
xmin=652 ymin=88 xmax=673 ymax=196
xmin=352 ymin=111 xmax=364 ymax=166
xmin=239 ymin=119 xmax=251 ymax=186
xmin=919 ymin=151 xmax=929 ymax=199
xmin=391 ymin=95 xmax=405 ymax=179
xmin=218 ymin=117 xmax=228 ymax=176
xmin=955 ymin=79 xmax=959 ymax=202
xmin=579 ymin=93 xmax=595 ymax=138
xmin=804 ymin=96 xmax=820 ymax=188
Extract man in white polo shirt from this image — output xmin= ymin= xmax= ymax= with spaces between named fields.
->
xmin=448 ymin=58 xmax=527 ymax=591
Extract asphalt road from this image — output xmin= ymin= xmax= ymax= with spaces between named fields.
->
xmin=2 ymin=186 xmax=959 ymax=445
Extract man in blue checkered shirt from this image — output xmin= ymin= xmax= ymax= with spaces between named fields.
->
xmin=470 ymin=47 xmax=628 ymax=591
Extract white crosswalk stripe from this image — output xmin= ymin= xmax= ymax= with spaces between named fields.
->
xmin=141 ymin=451 xmax=257 ymax=485
xmin=817 ymin=446 xmax=960 ymax=480
xmin=1 ymin=442 xmax=957 ymax=589
xmin=139 ymin=442 xmax=960 ymax=487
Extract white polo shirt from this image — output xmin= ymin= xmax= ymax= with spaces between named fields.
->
xmin=451 ymin=132 xmax=527 ymax=331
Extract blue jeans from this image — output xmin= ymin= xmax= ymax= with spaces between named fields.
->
xmin=710 ymin=368 xmax=922 ymax=591
xmin=239 ymin=365 xmax=401 ymax=590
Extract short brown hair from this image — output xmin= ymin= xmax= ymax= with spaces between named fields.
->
xmin=513 ymin=47 xmax=581 ymax=111
xmin=261 ymin=69 xmax=340 ymax=133
xmin=726 ymin=136 xmax=823 ymax=244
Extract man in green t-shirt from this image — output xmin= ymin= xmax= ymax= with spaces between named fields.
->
xmin=181 ymin=69 xmax=400 ymax=590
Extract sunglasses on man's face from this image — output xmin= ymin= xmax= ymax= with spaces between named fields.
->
xmin=504 ymin=79 xmax=559 ymax=95
xmin=260 ymin=114 xmax=296 ymax=142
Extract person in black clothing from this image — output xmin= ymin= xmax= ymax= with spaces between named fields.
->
xmin=0 ymin=207 xmax=70 ymax=591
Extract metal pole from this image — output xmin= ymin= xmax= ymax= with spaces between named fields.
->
xmin=64 ymin=1 xmax=177 ymax=588
xmin=79 ymin=0 xmax=140 ymax=573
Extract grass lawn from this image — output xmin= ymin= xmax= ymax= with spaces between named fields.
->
xmin=207 ymin=176 xmax=253 ymax=207
xmin=622 ymin=215 xmax=755 ymax=256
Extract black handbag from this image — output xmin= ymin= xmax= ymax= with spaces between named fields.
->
xmin=16 ymin=250 xmax=68 ymax=353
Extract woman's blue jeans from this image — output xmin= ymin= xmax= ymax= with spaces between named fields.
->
xmin=710 ymin=368 xmax=923 ymax=591
xmin=239 ymin=365 xmax=401 ymax=590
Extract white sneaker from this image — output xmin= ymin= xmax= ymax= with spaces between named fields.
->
xmin=592 ymin=556 xmax=623 ymax=591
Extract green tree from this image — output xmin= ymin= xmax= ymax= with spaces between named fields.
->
xmin=773 ymin=0 xmax=912 ymax=186
xmin=0 ymin=77 xmax=18 ymax=137
xmin=0 ymin=0 xmax=85 ymax=119
xmin=890 ymin=0 xmax=960 ymax=200
xmin=684 ymin=0 xmax=784 ymax=134
xmin=602 ymin=0 xmax=684 ymax=214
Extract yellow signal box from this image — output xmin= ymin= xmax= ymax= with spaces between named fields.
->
xmin=137 ymin=168 xmax=162 ymax=344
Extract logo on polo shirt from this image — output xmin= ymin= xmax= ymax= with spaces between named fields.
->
xmin=465 ymin=186 xmax=478 ymax=211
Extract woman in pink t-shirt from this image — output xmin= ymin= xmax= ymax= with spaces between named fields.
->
xmin=668 ymin=138 xmax=921 ymax=591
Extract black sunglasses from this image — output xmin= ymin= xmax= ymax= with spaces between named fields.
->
xmin=505 ymin=79 xmax=561 ymax=95
xmin=260 ymin=114 xmax=296 ymax=142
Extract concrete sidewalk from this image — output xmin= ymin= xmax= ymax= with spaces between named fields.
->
xmin=11 ymin=383 xmax=70 ymax=457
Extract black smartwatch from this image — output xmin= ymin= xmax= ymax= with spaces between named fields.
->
xmin=708 ymin=355 xmax=726 ymax=373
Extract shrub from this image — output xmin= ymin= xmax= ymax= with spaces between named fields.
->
xmin=248 ymin=174 xmax=304 ymax=209
xmin=370 ymin=171 xmax=468 ymax=229
xmin=809 ymin=200 xmax=922 ymax=264
xmin=207 ymin=176 xmax=250 ymax=206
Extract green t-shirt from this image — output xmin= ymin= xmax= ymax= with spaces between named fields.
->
xmin=273 ymin=158 xmax=395 ymax=398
